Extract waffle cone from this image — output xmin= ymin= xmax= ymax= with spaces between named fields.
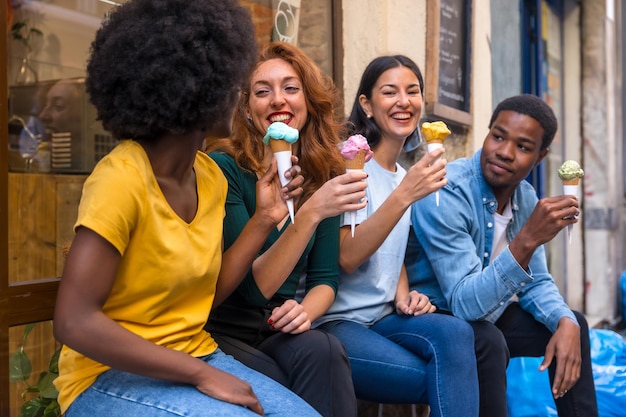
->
xmin=562 ymin=178 xmax=580 ymax=186
xmin=344 ymin=150 xmax=366 ymax=170
xmin=269 ymin=138 xmax=291 ymax=152
xmin=426 ymin=138 xmax=444 ymax=145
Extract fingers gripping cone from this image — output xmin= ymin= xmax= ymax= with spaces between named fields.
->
xmin=558 ymin=160 xmax=584 ymax=245
xmin=263 ymin=122 xmax=300 ymax=224
xmin=421 ymin=121 xmax=451 ymax=206
xmin=270 ymin=139 xmax=295 ymax=223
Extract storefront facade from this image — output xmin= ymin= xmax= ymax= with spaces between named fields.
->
xmin=1 ymin=0 xmax=624 ymax=415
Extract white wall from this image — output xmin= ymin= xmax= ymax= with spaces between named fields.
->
xmin=341 ymin=0 xmax=492 ymax=150
xmin=341 ymin=0 xmax=426 ymax=117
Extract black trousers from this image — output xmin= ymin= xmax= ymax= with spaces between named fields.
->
xmin=470 ymin=303 xmax=598 ymax=417
xmin=213 ymin=330 xmax=357 ymax=417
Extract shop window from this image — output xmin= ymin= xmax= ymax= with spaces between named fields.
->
xmin=2 ymin=2 xmax=340 ymax=415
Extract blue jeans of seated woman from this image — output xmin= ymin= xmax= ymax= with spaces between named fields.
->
xmin=65 ymin=349 xmax=321 ymax=417
xmin=318 ymin=312 xmax=479 ymax=417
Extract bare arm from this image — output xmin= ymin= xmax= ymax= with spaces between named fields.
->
xmin=54 ymin=227 xmax=264 ymax=414
xmin=251 ymin=170 xmax=368 ymax=297
xmin=268 ymin=284 xmax=336 ymax=334
xmin=540 ymin=317 xmax=582 ymax=399
xmin=215 ymin=158 xmax=304 ymax=306
xmin=340 ymin=149 xmax=446 ymax=273
xmin=394 ymin=265 xmax=436 ymax=316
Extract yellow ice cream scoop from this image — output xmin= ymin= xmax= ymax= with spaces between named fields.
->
xmin=558 ymin=160 xmax=584 ymax=184
xmin=421 ymin=121 xmax=451 ymax=144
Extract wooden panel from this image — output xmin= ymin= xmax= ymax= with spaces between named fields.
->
xmin=8 ymin=173 xmax=85 ymax=283
xmin=55 ymin=178 xmax=85 ymax=276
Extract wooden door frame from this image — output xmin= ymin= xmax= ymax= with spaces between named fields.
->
xmin=0 ymin=4 xmax=60 ymax=416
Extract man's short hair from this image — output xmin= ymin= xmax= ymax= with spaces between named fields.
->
xmin=489 ymin=94 xmax=558 ymax=150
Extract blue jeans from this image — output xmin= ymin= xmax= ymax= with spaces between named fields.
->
xmin=318 ymin=312 xmax=479 ymax=417
xmin=214 ymin=330 xmax=356 ymax=417
xmin=65 ymin=349 xmax=321 ymax=417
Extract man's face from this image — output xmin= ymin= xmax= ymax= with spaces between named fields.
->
xmin=38 ymin=80 xmax=82 ymax=135
xmin=480 ymin=110 xmax=548 ymax=194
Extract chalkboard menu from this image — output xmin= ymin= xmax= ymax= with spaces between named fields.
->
xmin=438 ymin=0 xmax=469 ymax=112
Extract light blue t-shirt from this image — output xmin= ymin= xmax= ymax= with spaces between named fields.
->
xmin=316 ymin=158 xmax=410 ymax=327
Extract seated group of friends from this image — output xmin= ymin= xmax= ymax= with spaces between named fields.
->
xmin=51 ymin=1 xmax=599 ymax=416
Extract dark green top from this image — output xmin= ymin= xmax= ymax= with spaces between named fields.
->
xmin=205 ymin=152 xmax=340 ymax=345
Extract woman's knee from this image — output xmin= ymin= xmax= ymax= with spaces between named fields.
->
xmin=302 ymin=330 xmax=348 ymax=362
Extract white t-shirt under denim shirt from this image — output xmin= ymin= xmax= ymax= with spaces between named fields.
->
xmin=491 ymin=201 xmax=513 ymax=261
xmin=315 ymin=158 xmax=410 ymax=327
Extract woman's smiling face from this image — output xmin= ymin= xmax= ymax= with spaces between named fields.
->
xmin=247 ymin=58 xmax=308 ymax=136
xmin=359 ymin=65 xmax=423 ymax=143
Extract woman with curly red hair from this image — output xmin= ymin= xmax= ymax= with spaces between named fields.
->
xmin=205 ymin=42 xmax=365 ymax=417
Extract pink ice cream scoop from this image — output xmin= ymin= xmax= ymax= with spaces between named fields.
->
xmin=340 ymin=134 xmax=374 ymax=163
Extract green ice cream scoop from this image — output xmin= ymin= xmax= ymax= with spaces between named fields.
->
xmin=558 ymin=160 xmax=584 ymax=181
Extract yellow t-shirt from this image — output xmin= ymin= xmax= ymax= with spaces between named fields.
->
xmin=55 ymin=140 xmax=225 ymax=412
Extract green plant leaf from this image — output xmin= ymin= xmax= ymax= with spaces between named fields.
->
xmin=37 ymin=372 xmax=59 ymax=399
xmin=42 ymin=401 xmax=61 ymax=417
xmin=19 ymin=397 xmax=46 ymax=417
xmin=48 ymin=348 xmax=60 ymax=373
xmin=23 ymin=323 xmax=36 ymax=342
xmin=9 ymin=348 xmax=32 ymax=382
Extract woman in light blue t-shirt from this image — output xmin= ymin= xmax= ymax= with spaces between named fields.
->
xmin=316 ymin=55 xmax=479 ymax=417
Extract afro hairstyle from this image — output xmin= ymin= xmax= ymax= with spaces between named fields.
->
xmin=86 ymin=0 xmax=257 ymax=140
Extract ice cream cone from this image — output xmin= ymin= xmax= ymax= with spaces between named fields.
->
xmin=344 ymin=150 xmax=367 ymax=170
xmin=562 ymin=178 xmax=580 ymax=186
xmin=340 ymin=136 xmax=373 ymax=237
xmin=557 ymin=160 xmax=584 ymax=245
xmin=422 ymin=122 xmax=450 ymax=207
xmin=263 ymin=122 xmax=299 ymax=224
xmin=269 ymin=138 xmax=291 ymax=153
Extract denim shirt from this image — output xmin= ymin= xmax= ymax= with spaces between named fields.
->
xmin=405 ymin=150 xmax=577 ymax=333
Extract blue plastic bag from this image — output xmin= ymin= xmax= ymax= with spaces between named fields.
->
xmin=507 ymin=329 xmax=626 ymax=417
xmin=506 ymin=356 xmax=557 ymax=417
xmin=589 ymin=329 xmax=626 ymax=417
xmin=621 ymin=271 xmax=626 ymax=324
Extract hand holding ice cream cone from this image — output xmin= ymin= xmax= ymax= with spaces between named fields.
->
xmin=557 ymin=160 xmax=584 ymax=244
xmin=263 ymin=122 xmax=299 ymax=223
xmin=340 ymin=134 xmax=373 ymax=237
xmin=421 ymin=121 xmax=451 ymax=206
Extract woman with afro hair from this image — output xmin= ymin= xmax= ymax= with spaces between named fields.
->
xmin=204 ymin=42 xmax=367 ymax=417
xmin=53 ymin=1 xmax=320 ymax=416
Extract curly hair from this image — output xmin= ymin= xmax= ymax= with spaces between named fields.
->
xmin=208 ymin=42 xmax=346 ymax=205
xmin=86 ymin=0 xmax=257 ymax=140
xmin=489 ymin=94 xmax=558 ymax=150
xmin=347 ymin=55 xmax=424 ymax=150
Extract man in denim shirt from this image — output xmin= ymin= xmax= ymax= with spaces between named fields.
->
xmin=406 ymin=94 xmax=598 ymax=417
